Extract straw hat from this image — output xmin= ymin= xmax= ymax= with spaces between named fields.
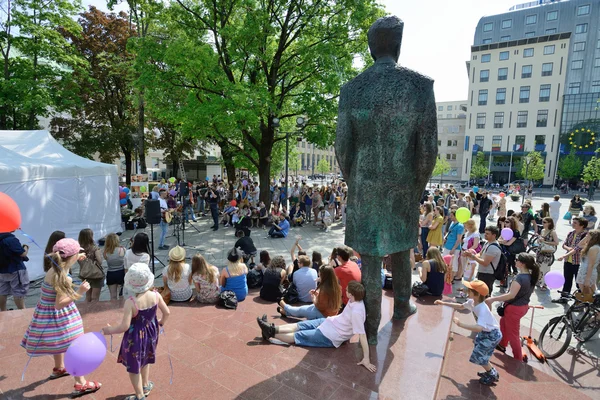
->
xmin=168 ymin=246 xmax=186 ymax=262
xmin=124 ymin=263 xmax=155 ymax=294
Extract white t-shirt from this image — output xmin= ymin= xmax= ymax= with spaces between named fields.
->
xmin=318 ymin=300 xmax=366 ymax=347
xmin=463 ymin=299 xmax=500 ymax=332
xmin=549 ymin=200 xmax=561 ymax=217
xmin=124 ymin=249 xmax=150 ymax=271
xmin=159 ymin=198 xmax=168 ymax=210
xmin=462 ymin=231 xmax=480 ymax=251
xmin=164 ymin=263 xmax=192 ymax=302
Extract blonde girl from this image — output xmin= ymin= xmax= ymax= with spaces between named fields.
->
xmin=426 ymin=206 xmax=444 ymax=248
xmin=163 ymin=246 xmax=193 ymax=302
xmin=191 ymin=254 xmax=220 ymax=303
xmin=220 ymin=248 xmax=249 ymax=301
xmin=103 ymin=233 xmax=126 ymax=300
xmin=21 ymin=238 xmax=102 ymax=396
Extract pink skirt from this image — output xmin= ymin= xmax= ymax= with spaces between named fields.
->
xmin=443 ymin=282 xmax=453 ymax=295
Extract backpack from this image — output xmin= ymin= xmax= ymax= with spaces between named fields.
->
xmin=247 ymin=268 xmax=263 ymax=289
xmin=488 ymin=243 xmax=508 ymax=281
xmin=0 ymin=235 xmax=16 ymax=272
xmin=219 ymin=290 xmax=238 ymax=309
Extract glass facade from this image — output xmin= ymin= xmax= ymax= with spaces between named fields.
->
xmin=559 ymin=93 xmax=600 ymax=163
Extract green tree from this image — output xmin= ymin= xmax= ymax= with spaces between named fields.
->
xmin=432 ymin=156 xmax=451 ymax=177
xmin=288 ymin=147 xmax=301 ymax=177
xmin=0 ymin=0 xmax=84 ymax=129
xmin=470 ymin=151 xmax=489 ymax=179
xmin=520 ymin=151 xmax=545 ymax=182
xmin=582 ymin=150 xmax=600 ymax=183
xmin=132 ymin=0 xmax=384 ymax=207
xmin=317 ymin=157 xmax=330 ymax=175
xmin=557 ymin=149 xmax=583 ymax=181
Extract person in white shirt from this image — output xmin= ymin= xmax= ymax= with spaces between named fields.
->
xmin=549 ymin=195 xmax=561 ymax=228
xmin=158 ymin=189 xmax=170 ymax=250
xmin=162 ymin=246 xmax=193 ymax=302
xmin=257 ymin=281 xmax=376 ymax=372
xmin=435 ymin=280 xmax=502 ymax=386
xmin=317 ymin=206 xmax=332 ymax=232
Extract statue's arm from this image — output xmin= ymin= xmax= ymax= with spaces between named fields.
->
xmin=415 ymin=80 xmax=438 ymax=179
xmin=335 ymin=87 xmax=353 ymax=178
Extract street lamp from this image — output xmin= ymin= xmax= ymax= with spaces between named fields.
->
xmin=273 ymin=116 xmax=307 ymax=208
xmin=522 ymin=156 xmax=531 ymax=205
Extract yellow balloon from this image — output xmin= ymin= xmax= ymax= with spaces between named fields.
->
xmin=456 ymin=207 xmax=471 ymax=223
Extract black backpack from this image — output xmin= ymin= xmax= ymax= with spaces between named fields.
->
xmin=247 ymin=268 xmax=263 ymax=289
xmin=0 ymin=235 xmax=15 ymax=272
xmin=488 ymin=243 xmax=508 ymax=281
xmin=219 ymin=290 xmax=238 ymax=310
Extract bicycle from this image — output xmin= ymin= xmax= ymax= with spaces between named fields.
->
xmin=526 ymin=233 xmax=555 ymax=266
xmin=538 ymin=290 xmax=600 ymax=359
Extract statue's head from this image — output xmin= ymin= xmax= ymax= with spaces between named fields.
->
xmin=368 ymin=16 xmax=403 ymax=62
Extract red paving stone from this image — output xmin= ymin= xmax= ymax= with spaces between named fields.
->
xmin=435 ymin=309 xmax=599 ymax=400
xmin=0 ymin=289 xmax=454 ymax=400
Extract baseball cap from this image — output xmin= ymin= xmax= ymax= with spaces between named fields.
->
xmin=53 ymin=238 xmax=84 ymax=258
xmin=462 ymin=279 xmax=489 ymax=297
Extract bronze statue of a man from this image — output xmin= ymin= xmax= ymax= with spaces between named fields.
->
xmin=335 ymin=16 xmax=437 ymax=344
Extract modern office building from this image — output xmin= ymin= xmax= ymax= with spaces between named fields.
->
xmin=296 ymin=140 xmax=339 ymax=176
xmin=464 ymin=0 xmax=600 ymax=185
xmin=436 ymin=101 xmax=468 ymax=182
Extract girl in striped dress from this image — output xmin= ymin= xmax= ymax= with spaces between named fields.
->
xmin=21 ymin=238 xmax=102 ymax=396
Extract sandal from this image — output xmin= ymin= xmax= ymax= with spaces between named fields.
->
xmin=143 ymin=381 xmax=154 ymax=397
xmin=72 ymin=381 xmax=102 ymax=397
xmin=124 ymin=396 xmax=146 ymax=400
xmin=49 ymin=367 xmax=69 ymax=380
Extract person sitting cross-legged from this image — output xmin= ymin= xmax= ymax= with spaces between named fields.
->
xmin=257 ymin=281 xmax=376 ymax=372
xmin=267 ymin=215 xmax=290 ymax=238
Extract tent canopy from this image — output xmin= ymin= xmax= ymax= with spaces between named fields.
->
xmin=0 ymin=130 xmax=121 ymax=280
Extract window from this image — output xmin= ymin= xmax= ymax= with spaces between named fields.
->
xmin=438 ymin=105 xmax=444 ymax=111
xmin=475 ymin=136 xmax=485 ymax=148
xmin=539 ymin=84 xmax=551 ymax=102
xmin=447 ymin=105 xmax=453 ymax=111
xmin=447 ymin=140 xmax=458 ymax=147
xmin=482 ymin=38 xmax=492 ymax=44
xmin=576 ymin=23 xmax=588 ymax=34
xmin=543 ymin=45 xmax=555 ymax=55
xmin=525 ymin=31 xmax=535 ymax=38
xmin=437 ymin=140 xmax=442 ymax=146
xmin=545 ymin=28 xmax=557 ymax=34
xmin=521 ymin=65 xmax=532 ymax=78
xmin=492 ymin=136 xmax=502 ymax=151
xmin=519 ymin=86 xmax=530 ymax=103
xmin=593 ymin=81 xmax=600 ymax=93
xmin=500 ymin=35 xmax=511 ymax=41
xmin=537 ymin=110 xmax=548 ymax=127
xmin=502 ymin=19 xmax=512 ymax=29
xmin=541 ymin=62 xmax=553 ymax=76
xmin=574 ymin=41 xmax=586 ymax=51
xmin=572 ymin=60 xmax=584 ymax=69
xmin=446 ymin=154 xmax=451 ymax=160
xmin=476 ymin=113 xmax=486 ymax=129
xmin=517 ymin=111 xmax=528 ymax=128
xmin=498 ymin=67 xmax=508 ymax=80
xmin=496 ymin=88 xmax=506 ymax=104
xmin=597 ymin=39 xmax=600 ymax=49
xmin=577 ymin=4 xmax=590 ymax=16
xmin=526 ymin=15 xmax=537 ymax=24
xmin=515 ymin=135 xmax=526 ymax=150
xmin=481 ymin=54 xmax=491 ymax=63
xmin=483 ymin=22 xmax=493 ymax=32
xmin=499 ymin=51 xmax=509 ymax=60
xmin=446 ymin=114 xmax=452 ymax=118
xmin=438 ymin=114 xmax=443 ymax=119
xmin=595 ymin=58 xmax=600 ymax=67
xmin=494 ymin=112 xmax=504 ymax=128
xmin=547 ymin=11 xmax=558 ymax=21
xmin=480 ymin=69 xmax=489 ymax=82
xmin=568 ymin=82 xmax=581 ymax=95
xmin=524 ymin=48 xmax=534 ymax=57
xmin=478 ymin=89 xmax=488 ymax=106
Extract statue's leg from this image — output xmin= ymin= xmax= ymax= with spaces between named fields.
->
xmin=391 ymin=250 xmax=417 ymax=320
xmin=361 ymin=254 xmax=382 ymax=345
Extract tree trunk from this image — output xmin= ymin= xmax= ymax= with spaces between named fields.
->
xmin=220 ymin=146 xmax=237 ymax=192
xmin=124 ymin=150 xmax=132 ymax=186
xmin=172 ymin=159 xmax=178 ymax=179
xmin=137 ymin=92 xmax=147 ymax=174
xmin=0 ymin=52 xmax=9 ymax=129
xmin=259 ymin=155 xmax=272 ymax=210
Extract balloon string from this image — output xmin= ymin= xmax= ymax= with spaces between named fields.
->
xmin=21 ymin=355 xmax=33 ymax=382
xmin=160 ymin=327 xmax=174 ymax=385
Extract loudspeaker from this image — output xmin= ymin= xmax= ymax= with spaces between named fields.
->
xmin=145 ymin=199 xmax=162 ymax=224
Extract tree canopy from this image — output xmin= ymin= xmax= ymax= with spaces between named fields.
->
xmin=470 ymin=151 xmax=489 ymax=179
xmin=557 ymin=150 xmax=583 ymax=181
xmin=432 ymin=156 xmax=451 ymax=178
xmin=520 ymin=151 xmax=545 ymax=182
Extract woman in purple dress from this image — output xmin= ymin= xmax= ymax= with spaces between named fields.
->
xmin=103 ymin=263 xmax=171 ymax=400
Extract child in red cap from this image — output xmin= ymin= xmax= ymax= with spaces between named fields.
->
xmin=435 ymin=280 xmax=502 ymax=385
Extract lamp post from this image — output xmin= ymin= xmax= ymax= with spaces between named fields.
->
xmin=522 ymin=155 xmax=531 ymax=205
xmin=273 ymin=116 xmax=306 ymax=209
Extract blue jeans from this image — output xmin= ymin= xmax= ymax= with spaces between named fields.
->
xmin=159 ymin=220 xmax=168 ymax=247
xmin=184 ymin=205 xmax=196 ymax=222
xmin=210 ymin=203 xmax=219 ymax=228
xmin=293 ymin=318 xmax=334 ymax=347
xmin=196 ymin=198 xmax=205 ymax=214
xmin=284 ymin=304 xmax=324 ymax=320
xmin=268 ymin=226 xmax=285 ymax=238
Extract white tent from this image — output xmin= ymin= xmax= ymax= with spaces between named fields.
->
xmin=0 ymin=130 xmax=121 ymax=280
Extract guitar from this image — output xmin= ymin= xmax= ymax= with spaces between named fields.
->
xmin=162 ymin=210 xmax=173 ymax=223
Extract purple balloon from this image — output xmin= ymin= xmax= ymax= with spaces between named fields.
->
xmin=169 ymin=189 xmax=177 ymax=196
xmin=64 ymin=332 xmax=106 ymax=377
xmin=119 ymin=186 xmax=124 ymax=192
xmin=545 ymin=271 xmax=565 ymax=290
xmin=501 ymin=228 xmax=513 ymax=241
xmin=242 ymin=180 xmax=248 ymax=186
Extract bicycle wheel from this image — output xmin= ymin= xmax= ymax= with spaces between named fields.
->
xmin=539 ymin=316 xmax=572 ymax=359
xmin=575 ymin=312 xmax=600 ymax=342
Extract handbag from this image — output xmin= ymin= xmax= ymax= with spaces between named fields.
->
xmin=411 ymin=281 xmax=430 ymax=297
xmin=78 ymin=253 xmax=104 ymax=280
xmin=282 ymin=282 xmax=300 ymax=304
xmin=156 ymin=286 xmax=171 ymax=305
xmin=507 ymin=238 xmax=526 ymax=254
xmin=540 ymin=242 xmax=557 ymax=253
xmin=219 ymin=290 xmax=238 ymax=309
xmin=496 ymin=302 xmax=506 ymax=317
xmin=563 ymin=211 xmax=572 ymax=220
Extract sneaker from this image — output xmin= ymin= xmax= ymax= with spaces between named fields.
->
xmin=495 ymin=344 xmax=506 ymax=353
xmin=479 ymin=368 xmax=499 ymax=385
xmin=551 ymin=297 xmax=569 ymax=304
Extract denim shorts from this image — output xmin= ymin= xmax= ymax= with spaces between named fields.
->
xmin=293 ymin=318 xmax=334 ymax=348
xmin=470 ymin=329 xmax=502 ymax=366
xmin=0 ymin=270 xmax=29 ymax=297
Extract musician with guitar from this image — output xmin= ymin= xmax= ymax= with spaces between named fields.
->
xmin=158 ymin=189 xmax=172 ymax=250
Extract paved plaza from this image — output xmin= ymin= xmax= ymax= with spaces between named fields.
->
xmin=2 ymin=191 xmax=599 ymax=399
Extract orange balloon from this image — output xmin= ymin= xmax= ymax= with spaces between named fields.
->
xmin=499 ymin=192 xmax=506 ymax=198
xmin=230 ymin=200 xmax=237 ymax=207
xmin=0 ymin=192 xmax=21 ymax=233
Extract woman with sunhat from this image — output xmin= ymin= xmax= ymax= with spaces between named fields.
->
xmin=162 ymin=246 xmax=193 ymax=302
xmin=22 ymin=238 xmax=102 ymax=396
